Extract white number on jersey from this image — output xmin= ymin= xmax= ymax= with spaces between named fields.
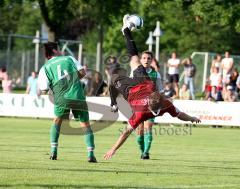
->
xmin=57 ymin=65 xmax=70 ymax=80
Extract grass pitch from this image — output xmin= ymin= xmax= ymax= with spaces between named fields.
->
xmin=0 ymin=117 xmax=240 ymax=189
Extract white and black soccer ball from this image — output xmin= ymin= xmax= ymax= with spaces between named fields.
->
xmin=128 ymin=14 xmax=143 ymax=31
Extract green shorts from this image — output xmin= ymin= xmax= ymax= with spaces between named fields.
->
xmin=54 ymin=105 xmax=89 ymax=122
xmin=148 ymin=117 xmax=155 ymax=123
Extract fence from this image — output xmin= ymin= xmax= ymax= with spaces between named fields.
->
xmin=1 ymin=33 xmax=240 ymax=92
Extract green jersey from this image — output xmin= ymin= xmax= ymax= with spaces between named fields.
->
xmin=146 ymin=67 xmax=164 ymax=92
xmin=38 ymin=56 xmax=85 ymax=108
xmin=147 ymin=68 xmax=158 ymax=82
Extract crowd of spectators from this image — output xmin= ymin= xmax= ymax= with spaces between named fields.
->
xmin=163 ymin=51 xmax=240 ymax=102
xmin=1 ymin=51 xmax=240 ymax=103
xmin=205 ymin=51 xmax=239 ymax=102
xmin=163 ymin=52 xmax=196 ymax=100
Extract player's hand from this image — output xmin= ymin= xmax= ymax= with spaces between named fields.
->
xmin=111 ymin=105 xmax=118 ymax=113
xmin=191 ymin=117 xmax=201 ymax=123
xmin=104 ymin=149 xmax=116 ymax=160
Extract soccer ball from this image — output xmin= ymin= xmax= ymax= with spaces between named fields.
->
xmin=128 ymin=14 xmax=143 ymax=31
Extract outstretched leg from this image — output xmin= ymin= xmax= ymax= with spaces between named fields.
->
xmin=136 ymin=123 xmax=144 ymax=156
xmin=121 ymin=15 xmax=141 ymax=71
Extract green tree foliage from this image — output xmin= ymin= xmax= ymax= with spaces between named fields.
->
xmin=0 ymin=0 xmax=240 ymax=56
xmin=104 ymin=0 xmax=240 ymax=58
xmin=190 ymin=0 xmax=240 ymax=54
xmin=0 ymin=1 xmax=42 ymax=50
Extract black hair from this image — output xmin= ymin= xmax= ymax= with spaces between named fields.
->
xmin=44 ymin=42 xmax=58 ymax=58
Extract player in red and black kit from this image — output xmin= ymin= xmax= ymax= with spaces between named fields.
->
xmin=104 ymin=15 xmax=201 ymax=160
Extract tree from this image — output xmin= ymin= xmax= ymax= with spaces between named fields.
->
xmin=0 ymin=1 xmax=42 ymax=50
xmin=38 ymin=0 xmax=73 ymax=41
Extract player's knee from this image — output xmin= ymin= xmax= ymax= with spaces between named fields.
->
xmin=54 ymin=117 xmax=62 ymax=126
xmin=80 ymin=122 xmax=90 ymax=128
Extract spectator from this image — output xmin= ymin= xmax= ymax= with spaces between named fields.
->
xmin=211 ymin=54 xmax=222 ymax=73
xmin=182 ymin=58 xmax=196 ymax=100
xmin=209 ymin=86 xmax=223 ymax=102
xmin=226 ymin=68 xmax=238 ymax=91
xmin=81 ymin=64 xmax=92 ymax=94
xmin=223 ymin=85 xmax=237 ymax=102
xmin=0 ymin=67 xmax=7 ymax=86
xmin=236 ymin=71 xmax=240 ymax=93
xmin=221 ymin=51 xmax=234 ymax=84
xmin=26 ymin=71 xmax=39 ymax=95
xmin=209 ymin=67 xmax=222 ymax=87
xmin=167 ymin=52 xmax=180 ymax=97
xmin=216 ymin=76 xmax=224 ymax=101
xmin=179 ymin=83 xmax=190 ymax=100
xmin=89 ymin=72 xmax=108 ymax=96
xmin=150 ymin=57 xmax=160 ymax=72
xmin=164 ymin=82 xmax=176 ymax=98
xmin=210 ymin=86 xmax=218 ymax=101
xmin=204 ymin=79 xmax=212 ymax=100
xmin=2 ymin=74 xmax=13 ymax=93
xmin=105 ymin=56 xmax=120 ymax=85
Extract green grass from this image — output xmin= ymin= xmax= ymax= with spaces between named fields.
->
xmin=0 ymin=117 xmax=240 ymax=189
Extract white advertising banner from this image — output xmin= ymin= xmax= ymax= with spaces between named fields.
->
xmin=0 ymin=93 xmax=240 ymax=126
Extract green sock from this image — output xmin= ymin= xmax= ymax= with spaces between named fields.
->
xmin=50 ymin=124 xmax=60 ymax=155
xmin=136 ymin=135 xmax=144 ymax=154
xmin=84 ymin=127 xmax=95 ymax=158
xmin=144 ymin=131 xmax=153 ymax=154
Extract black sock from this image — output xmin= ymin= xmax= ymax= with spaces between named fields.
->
xmin=123 ymin=28 xmax=138 ymax=57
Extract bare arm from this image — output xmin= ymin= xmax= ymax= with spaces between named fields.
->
xmin=104 ymin=126 xmax=134 ymax=160
xmin=227 ymin=61 xmax=234 ymax=73
xmin=177 ymin=112 xmax=201 ymax=123
xmin=170 ymin=64 xmax=180 ymax=68
xmin=26 ymin=84 xmax=30 ymax=94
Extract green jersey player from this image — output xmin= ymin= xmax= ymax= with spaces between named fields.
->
xmin=38 ymin=42 xmax=97 ymax=162
xmin=136 ymin=51 xmax=164 ymax=160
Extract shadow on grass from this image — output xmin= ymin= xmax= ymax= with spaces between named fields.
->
xmin=0 ymin=184 xmax=202 ymax=189
xmin=0 ymin=166 xmax=239 ymax=177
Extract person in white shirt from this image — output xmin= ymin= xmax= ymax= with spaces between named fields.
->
xmin=211 ymin=54 xmax=222 ymax=73
xmin=221 ymin=51 xmax=234 ymax=84
xmin=209 ymin=67 xmax=222 ymax=87
xmin=167 ymin=52 xmax=180 ymax=97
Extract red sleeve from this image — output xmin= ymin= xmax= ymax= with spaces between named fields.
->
xmin=161 ymin=104 xmax=180 ymax=117
xmin=159 ymin=103 xmax=180 ymax=117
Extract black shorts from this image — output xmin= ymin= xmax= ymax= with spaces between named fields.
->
xmin=168 ymin=74 xmax=179 ymax=83
xmin=111 ymin=65 xmax=150 ymax=99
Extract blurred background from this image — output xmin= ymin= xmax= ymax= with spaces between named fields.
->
xmin=0 ymin=0 xmax=240 ymax=100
